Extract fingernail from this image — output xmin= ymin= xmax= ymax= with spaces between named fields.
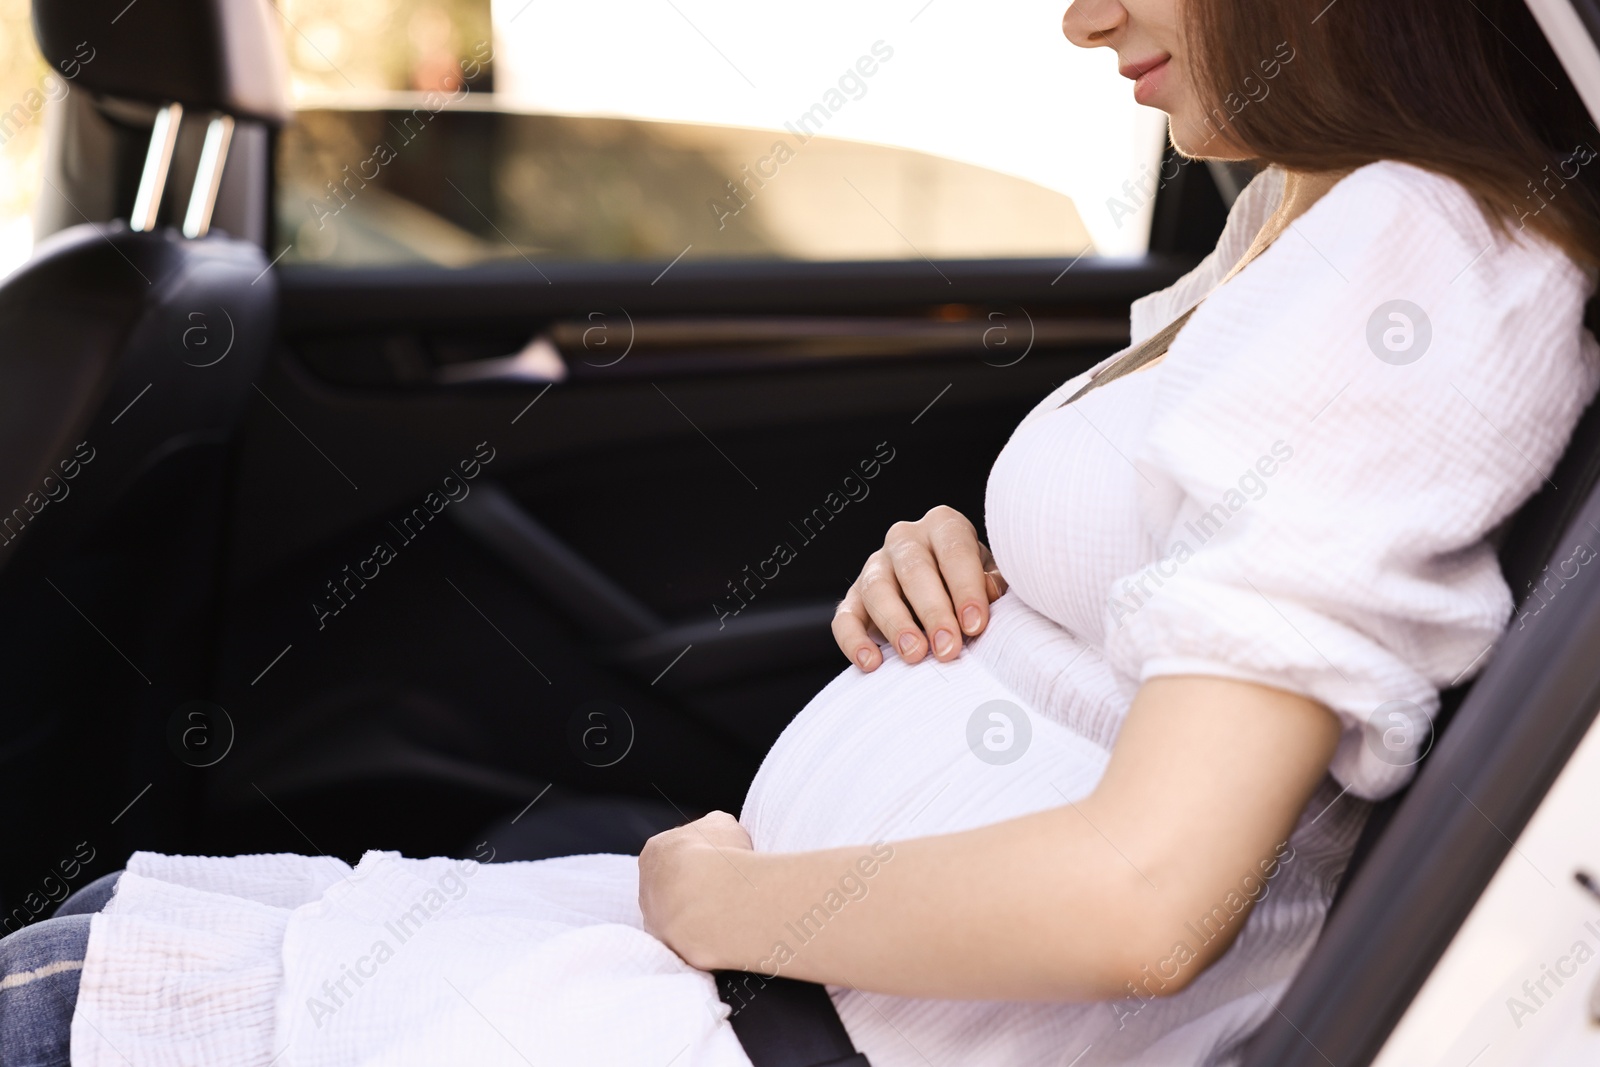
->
xmin=898 ymin=632 xmax=919 ymax=655
xmin=934 ymin=629 xmax=954 ymax=656
xmin=962 ymin=606 xmax=981 ymax=634
xmin=856 ymin=648 xmax=873 ymax=669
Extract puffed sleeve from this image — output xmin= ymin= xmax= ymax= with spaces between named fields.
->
xmin=1101 ymin=161 xmax=1600 ymax=799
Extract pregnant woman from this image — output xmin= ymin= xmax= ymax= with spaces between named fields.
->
xmin=7 ymin=0 xmax=1600 ymax=1064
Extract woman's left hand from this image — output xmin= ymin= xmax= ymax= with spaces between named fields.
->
xmin=639 ymin=810 xmax=753 ymax=970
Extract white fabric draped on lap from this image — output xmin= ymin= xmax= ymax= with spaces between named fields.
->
xmin=76 ymin=852 xmax=750 ymax=1066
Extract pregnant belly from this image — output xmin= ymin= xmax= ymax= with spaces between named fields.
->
xmin=740 ymin=595 xmax=1131 ymax=854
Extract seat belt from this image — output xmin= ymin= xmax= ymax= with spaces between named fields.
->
xmin=1058 ymin=219 xmax=1285 ymax=410
xmin=1056 ymin=302 xmax=1199 ymax=409
xmin=715 ymin=971 xmax=871 ymax=1066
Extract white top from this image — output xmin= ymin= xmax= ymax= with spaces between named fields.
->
xmin=74 ymin=162 xmax=1600 ymax=1067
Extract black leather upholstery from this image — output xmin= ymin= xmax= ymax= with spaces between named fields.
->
xmin=0 ymin=224 xmax=274 ymax=567
xmin=0 ymin=0 xmax=290 ymax=917
xmin=33 ymin=0 xmax=289 ymax=124
xmin=0 ymin=225 xmax=276 ymax=897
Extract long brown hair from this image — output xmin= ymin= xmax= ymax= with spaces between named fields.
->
xmin=1182 ymin=0 xmax=1600 ymax=269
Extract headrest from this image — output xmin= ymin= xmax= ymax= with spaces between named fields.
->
xmin=33 ymin=0 xmax=290 ymax=126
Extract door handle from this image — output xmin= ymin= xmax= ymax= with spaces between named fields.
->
xmin=435 ymin=332 xmax=568 ymax=386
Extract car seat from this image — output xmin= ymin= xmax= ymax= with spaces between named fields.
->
xmin=0 ymin=0 xmax=287 ymax=920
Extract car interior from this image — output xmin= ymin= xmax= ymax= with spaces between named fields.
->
xmin=5 ymin=0 xmax=1600 ymax=1063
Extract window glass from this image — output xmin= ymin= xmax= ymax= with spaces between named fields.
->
xmin=0 ymin=0 xmax=52 ymax=279
xmin=277 ymin=0 xmax=1167 ymax=267
xmin=278 ymin=0 xmax=494 ymax=98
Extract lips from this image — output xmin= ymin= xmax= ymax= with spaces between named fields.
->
xmin=1118 ymin=53 xmax=1171 ymax=82
xmin=1120 ymin=53 xmax=1172 ymax=105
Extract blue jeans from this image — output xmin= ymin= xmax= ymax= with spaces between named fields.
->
xmin=0 ymin=872 xmax=120 ymax=1067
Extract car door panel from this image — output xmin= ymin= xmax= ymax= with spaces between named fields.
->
xmin=206 ymin=255 xmax=1188 ymax=856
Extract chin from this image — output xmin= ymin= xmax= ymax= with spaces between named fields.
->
xmin=1167 ymin=113 xmax=1253 ymax=162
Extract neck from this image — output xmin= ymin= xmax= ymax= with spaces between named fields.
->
xmin=1275 ymin=167 xmax=1347 ymax=228
xmin=1221 ymin=166 xmax=1349 ymax=284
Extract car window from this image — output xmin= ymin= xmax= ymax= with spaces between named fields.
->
xmin=0 ymin=0 xmax=55 ymax=279
xmin=275 ymin=0 xmax=1167 ymax=268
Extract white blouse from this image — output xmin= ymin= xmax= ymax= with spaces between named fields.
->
xmin=73 ymin=162 xmax=1600 ymax=1067
xmin=1096 ymin=161 xmax=1599 ymax=798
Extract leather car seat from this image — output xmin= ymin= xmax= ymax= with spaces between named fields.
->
xmin=0 ymin=0 xmax=288 ymax=923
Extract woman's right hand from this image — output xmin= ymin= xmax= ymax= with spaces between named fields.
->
xmin=832 ymin=505 xmax=1008 ymax=672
